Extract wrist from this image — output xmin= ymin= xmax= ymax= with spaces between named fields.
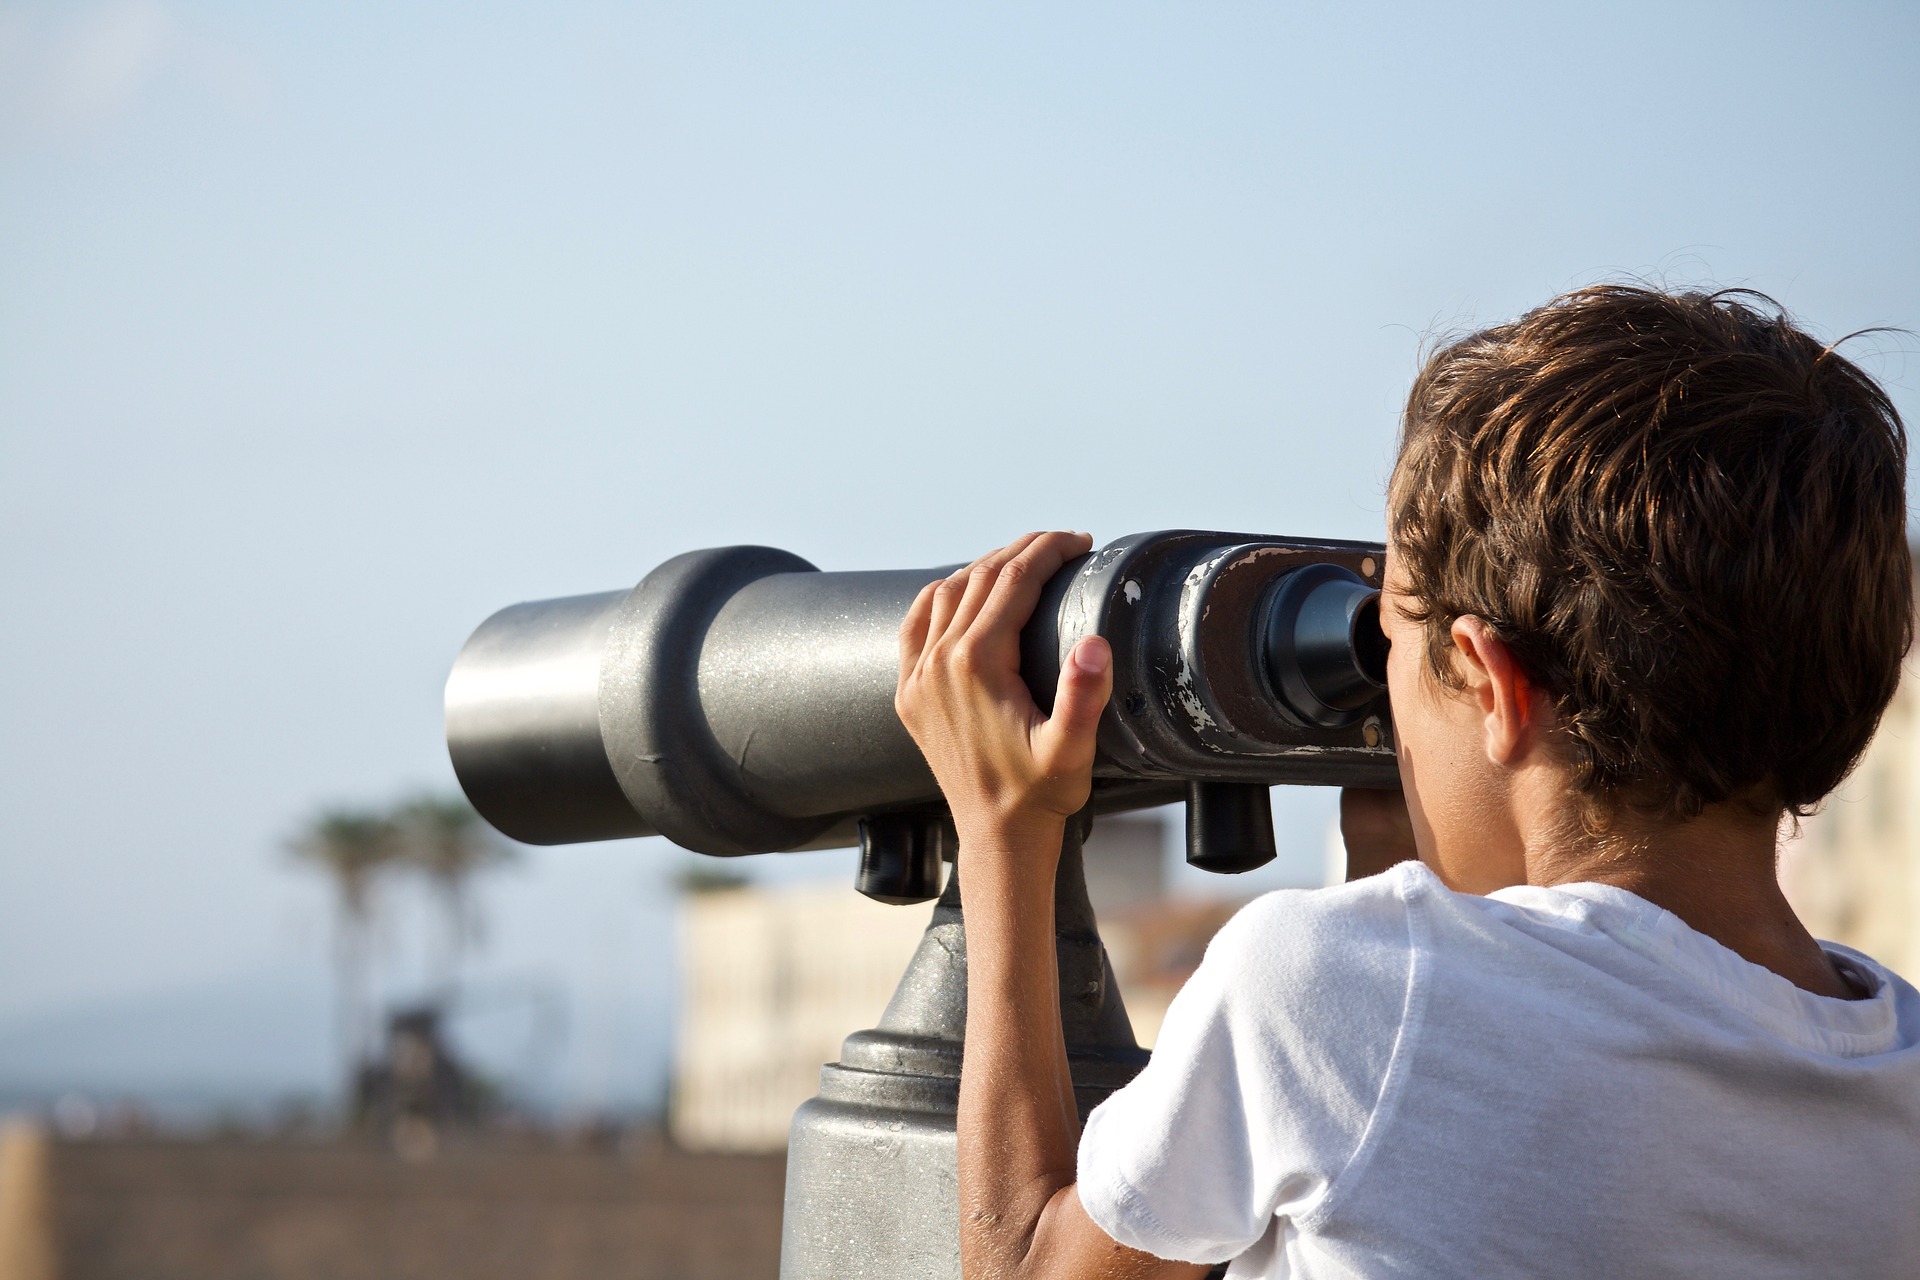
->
xmin=953 ymin=812 xmax=1068 ymax=885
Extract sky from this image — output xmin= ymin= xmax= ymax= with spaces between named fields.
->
xmin=2 ymin=0 xmax=1916 ymax=1116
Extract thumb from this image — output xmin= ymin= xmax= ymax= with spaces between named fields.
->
xmin=1036 ymin=636 xmax=1112 ymax=769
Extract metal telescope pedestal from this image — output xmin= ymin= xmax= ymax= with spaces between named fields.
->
xmin=779 ymin=820 xmax=1148 ymax=1279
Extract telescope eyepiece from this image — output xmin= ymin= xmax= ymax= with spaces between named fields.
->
xmin=1263 ymin=564 xmax=1390 ymax=728
xmin=1350 ymin=592 xmax=1390 ymax=687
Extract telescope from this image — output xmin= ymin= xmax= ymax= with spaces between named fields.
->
xmin=447 ymin=529 xmax=1394 ymax=894
xmin=444 ymin=529 xmax=1393 ymax=1278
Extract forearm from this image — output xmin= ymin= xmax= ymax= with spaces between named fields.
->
xmin=958 ymin=820 xmax=1081 ymax=1279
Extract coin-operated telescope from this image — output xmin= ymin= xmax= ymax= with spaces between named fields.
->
xmin=445 ymin=530 xmax=1392 ymax=1279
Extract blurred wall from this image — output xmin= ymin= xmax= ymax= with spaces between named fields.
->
xmin=1784 ymin=638 xmax=1920 ymax=980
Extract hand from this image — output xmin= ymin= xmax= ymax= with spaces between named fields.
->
xmin=1339 ymin=786 xmax=1419 ymax=880
xmin=896 ymin=531 xmax=1114 ymax=855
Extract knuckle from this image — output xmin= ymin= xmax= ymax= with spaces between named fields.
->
xmin=895 ymin=677 xmax=929 ymax=714
xmin=997 ymin=558 xmax=1030 ymax=586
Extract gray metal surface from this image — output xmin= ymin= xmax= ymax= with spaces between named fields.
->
xmin=694 ymin=567 xmax=948 ymax=822
xmin=443 ymin=589 xmax=654 ymax=845
xmin=444 ymin=530 xmax=1397 ymax=854
xmin=597 ymin=545 xmax=840 ymax=856
xmin=779 ymin=820 xmax=1147 ymax=1280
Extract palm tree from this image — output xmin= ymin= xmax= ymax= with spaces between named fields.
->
xmin=395 ymin=795 xmax=514 ymax=1003
xmin=290 ymin=809 xmax=404 ymax=1092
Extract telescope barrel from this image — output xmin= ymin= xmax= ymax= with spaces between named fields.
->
xmin=445 ymin=531 xmax=1398 ymax=857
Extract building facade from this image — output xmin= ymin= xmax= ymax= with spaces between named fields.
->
xmin=1782 ymin=652 xmax=1920 ymax=980
xmin=670 ymin=815 xmax=1239 ymax=1152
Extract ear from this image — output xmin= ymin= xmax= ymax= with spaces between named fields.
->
xmin=1448 ymin=616 xmax=1539 ymax=768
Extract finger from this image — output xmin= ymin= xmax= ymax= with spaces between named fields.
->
xmin=1033 ymin=635 xmax=1112 ymax=774
xmin=969 ymin=531 xmax=1094 ymax=643
xmin=924 ymin=558 xmax=981 ymax=648
xmin=942 ymin=532 xmax=1047 ymax=643
xmin=898 ymin=579 xmax=939 ymax=683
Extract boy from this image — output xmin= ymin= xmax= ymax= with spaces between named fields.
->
xmin=894 ymin=285 xmax=1920 ymax=1278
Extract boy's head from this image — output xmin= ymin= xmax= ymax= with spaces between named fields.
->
xmin=1386 ymin=285 xmax=1910 ymax=837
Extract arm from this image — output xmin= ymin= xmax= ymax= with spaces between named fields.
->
xmin=1338 ymin=786 xmax=1419 ymax=882
xmin=896 ymin=531 xmax=1210 ymax=1280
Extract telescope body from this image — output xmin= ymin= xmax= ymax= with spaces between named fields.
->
xmin=446 ymin=530 xmax=1396 ymax=859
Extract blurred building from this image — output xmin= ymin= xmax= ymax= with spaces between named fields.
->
xmin=671 ymin=815 xmax=1245 ymax=1152
xmin=0 ymin=1120 xmax=56 ymax=1280
xmin=1783 ymin=647 xmax=1920 ymax=980
xmin=1099 ymin=898 xmax=1245 ymax=1048
xmin=670 ymin=881 xmax=929 ymax=1153
xmin=353 ymin=1006 xmax=490 ymax=1160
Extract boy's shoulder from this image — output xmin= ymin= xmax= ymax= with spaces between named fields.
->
xmin=1176 ymin=861 xmax=1436 ymax=1049
xmin=1210 ymin=859 xmax=1433 ymax=978
xmin=1082 ymin=863 xmax=1438 ymax=1249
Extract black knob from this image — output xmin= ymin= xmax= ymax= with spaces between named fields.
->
xmin=856 ymin=814 xmax=949 ymax=904
xmin=1263 ymin=564 xmax=1389 ymax=728
xmin=1184 ymin=781 xmax=1277 ymax=874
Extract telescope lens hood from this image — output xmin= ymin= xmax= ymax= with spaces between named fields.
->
xmin=444 ymin=590 xmax=655 ymax=845
xmin=1262 ymin=563 xmax=1389 ymax=727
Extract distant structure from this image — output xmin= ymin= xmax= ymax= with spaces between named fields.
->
xmin=671 ymin=814 xmax=1246 ymax=1152
xmin=1783 ymin=647 xmax=1920 ymax=980
xmin=671 ymin=881 xmax=927 ymax=1152
xmin=288 ymin=793 xmax=512 ymax=1118
xmin=1099 ymin=897 xmax=1244 ymax=1048
xmin=0 ymin=1120 xmax=55 ymax=1280
xmin=354 ymin=1006 xmax=490 ymax=1158
xmin=1078 ymin=815 xmax=1168 ymax=918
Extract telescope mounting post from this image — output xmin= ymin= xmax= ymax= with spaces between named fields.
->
xmin=778 ymin=813 xmax=1148 ymax=1279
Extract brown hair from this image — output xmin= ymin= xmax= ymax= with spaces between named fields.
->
xmin=1388 ymin=284 xmax=1911 ymax=820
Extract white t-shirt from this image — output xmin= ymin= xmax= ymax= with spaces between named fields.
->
xmin=1077 ymin=859 xmax=1920 ymax=1279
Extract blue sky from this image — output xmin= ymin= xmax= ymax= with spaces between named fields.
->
xmin=2 ymin=0 xmax=1915 ymax=1114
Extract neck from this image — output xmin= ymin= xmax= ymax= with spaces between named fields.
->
xmin=1524 ymin=798 xmax=1858 ymax=1001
